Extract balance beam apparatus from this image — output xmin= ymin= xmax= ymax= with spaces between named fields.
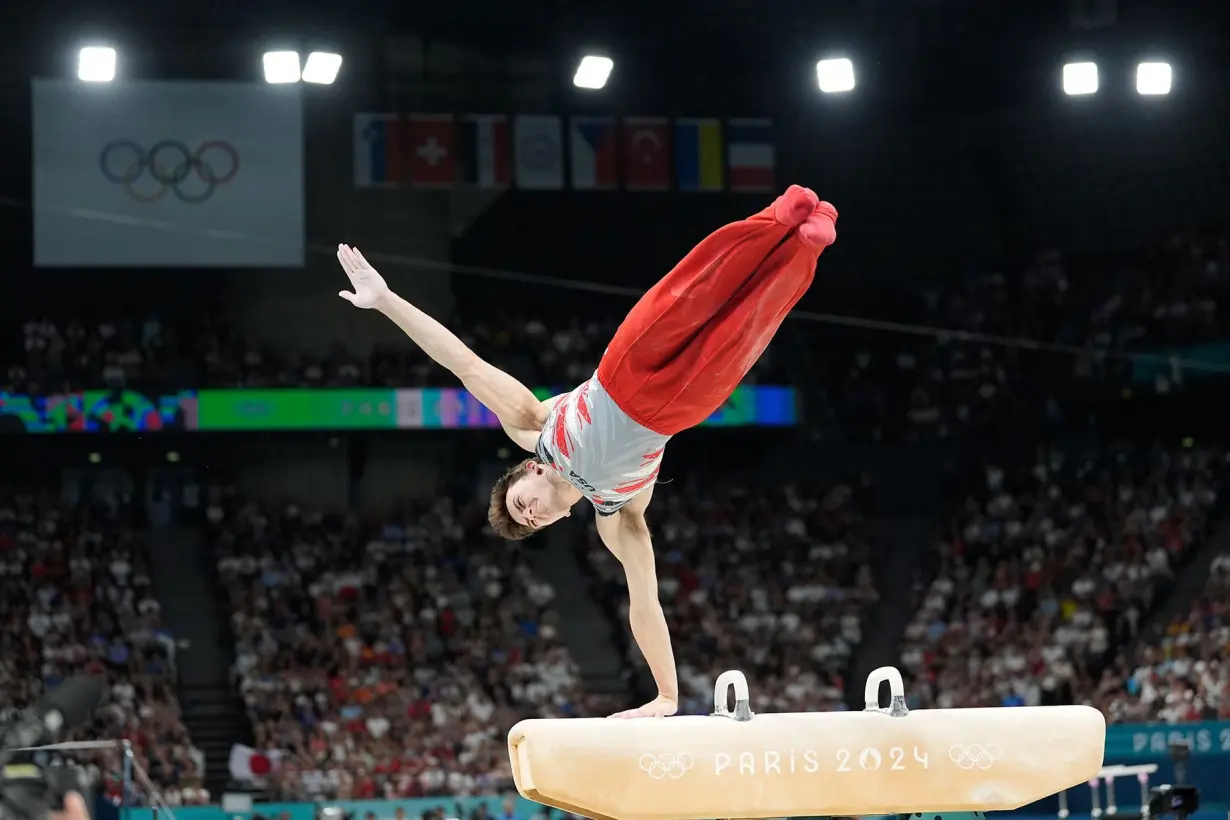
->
xmin=508 ymin=667 xmax=1106 ymax=820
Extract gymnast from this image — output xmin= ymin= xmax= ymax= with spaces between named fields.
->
xmin=334 ymin=184 xmax=838 ymax=718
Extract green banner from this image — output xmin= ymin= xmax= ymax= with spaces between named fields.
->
xmin=0 ymin=386 xmax=796 ymax=432
xmin=196 ymin=389 xmax=397 ymax=430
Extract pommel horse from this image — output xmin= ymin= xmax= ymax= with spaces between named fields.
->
xmin=508 ymin=667 xmax=1107 ymax=820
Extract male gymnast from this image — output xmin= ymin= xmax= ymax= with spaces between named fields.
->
xmin=335 ymin=184 xmax=838 ymax=718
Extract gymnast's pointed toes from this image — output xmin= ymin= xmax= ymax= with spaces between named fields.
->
xmin=799 ymin=201 xmax=838 ymax=248
xmin=772 ymin=185 xmax=821 ymax=228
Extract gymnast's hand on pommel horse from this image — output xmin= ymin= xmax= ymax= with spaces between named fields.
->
xmin=334 ymin=186 xmax=839 ymax=718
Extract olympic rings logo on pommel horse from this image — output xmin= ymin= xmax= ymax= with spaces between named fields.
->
xmin=99 ymin=139 xmax=240 ymax=204
xmin=639 ymin=752 xmax=694 ymax=780
xmin=948 ymin=743 xmax=1003 ymax=770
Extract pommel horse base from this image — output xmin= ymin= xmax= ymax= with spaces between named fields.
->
xmin=508 ymin=667 xmax=1107 ymax=820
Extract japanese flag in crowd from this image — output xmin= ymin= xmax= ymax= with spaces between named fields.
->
xmin=229 ymin=744 xmax=283 ymax=781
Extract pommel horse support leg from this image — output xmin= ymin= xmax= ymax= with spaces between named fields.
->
xmin=507 ymin=667 xmax=1106 ymax=820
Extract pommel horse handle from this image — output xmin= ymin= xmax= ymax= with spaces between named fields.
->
xmin=864 ymin=666 xmax=909 ymax=716
xmin=712 ymin=670 xmax=754 ymax=721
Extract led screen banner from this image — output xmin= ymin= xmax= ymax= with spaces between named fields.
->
xmin=0 ymin=387 xmax=796 ymax=433
xmin=31 ymin=79 xmax=304 ymax=267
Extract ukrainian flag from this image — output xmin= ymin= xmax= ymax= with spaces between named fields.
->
xmin=674 ymin=118 xmax=724 ymax=191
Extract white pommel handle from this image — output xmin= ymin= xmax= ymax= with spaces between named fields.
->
xmin=712 ymin=669 xmax=754 ymax=721
xmin=863 ymin=666 xmax=909 ymax=716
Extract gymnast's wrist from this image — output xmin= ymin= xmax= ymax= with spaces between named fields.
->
xmin=657 ymin=690 xmax=678 ymax=704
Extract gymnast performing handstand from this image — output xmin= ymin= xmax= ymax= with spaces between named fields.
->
xmin=335 ymin=184 xmax=838 ymax=718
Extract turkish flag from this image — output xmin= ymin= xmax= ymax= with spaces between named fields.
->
xmin=621 ymin=117 xmax=670 ymax=190
xmin=407 ymin=114 xmax=456 ymax=187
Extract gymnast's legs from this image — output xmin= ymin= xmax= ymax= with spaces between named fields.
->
xmin=596 ymin=184 xmax=838 ymax=435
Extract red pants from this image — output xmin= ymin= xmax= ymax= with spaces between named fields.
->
xmin=597 ymin=186 xmax=837 ymax=435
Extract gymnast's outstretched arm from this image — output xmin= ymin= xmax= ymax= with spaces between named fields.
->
xmin=335 ymin=244 xmax=547 ymax=449
xmin=595 ymin=488 xmax=680 ymax=718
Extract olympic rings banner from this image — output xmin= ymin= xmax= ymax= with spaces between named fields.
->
xmin=32 ymin=79 xmax=304 ymax=267
xmin=0 ymin=386 xmax=796 ymax=433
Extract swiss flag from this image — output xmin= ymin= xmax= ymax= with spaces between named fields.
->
xmin=407 ymin=114 xmax=456 ymax=187
xmin=621 ymin=117 xmax=670 ymax=191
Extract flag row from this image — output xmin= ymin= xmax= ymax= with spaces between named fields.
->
xmin=353 ymin=114 xmax=775 ymax=192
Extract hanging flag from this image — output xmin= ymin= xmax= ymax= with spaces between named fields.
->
xmin=458 ymin=115 xmax=511 ymax=188
xmin=406 ymin=114 xmax=456 ymax=187
xmin=354 ymin=113 xmax=404 ymax=188
xmin=726 ymin=118 xmax=776 ymax=192
xmin=513 ymin=115 xmax=564 ymax=190
xmin=621 ymin=117 xmax=670 ymax=191
xmin=569 ymin=117 xmax=619 ymax=190
xmin=229 ymin=744 xmax=284 ymax=782
xmin=674 ymin=118 xmax=724 ymax=191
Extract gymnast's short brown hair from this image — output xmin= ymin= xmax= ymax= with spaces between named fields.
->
xmin=487 ymin=459 xmax=537 ymax=541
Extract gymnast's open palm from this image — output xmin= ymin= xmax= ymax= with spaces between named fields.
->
xmin=336 ymin=244 xmax=389 ymax=309
xmin=609 ymin=694 xmax=678 ymax=719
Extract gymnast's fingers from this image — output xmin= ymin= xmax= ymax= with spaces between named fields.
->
xmin=336 ymin=245 xmax=355 ymax=276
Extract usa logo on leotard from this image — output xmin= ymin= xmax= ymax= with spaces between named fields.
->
xmin=535 ymin=374 xmax=670 ymax=516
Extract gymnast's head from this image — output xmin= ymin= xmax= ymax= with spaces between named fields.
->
xmin=488 ymin=459 xmax=574 ymax=540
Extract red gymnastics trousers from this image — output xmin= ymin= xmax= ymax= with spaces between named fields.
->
xmin=596 ymin=184 xmax=838 ymax=436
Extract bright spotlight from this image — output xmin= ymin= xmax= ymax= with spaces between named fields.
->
xmin=816 ymin=58 xmax=855 ymax=93
xmin=1136 ymin=62 xmax=1172 ymax=95
xmin=77 ymin=47 xmax=116 ymax=82
xmin=1063 ymin=62 xmax=1098 ymax=95
xmin=303 ymin=51 xmax=343 ymax=85
xmin=573 ymin=55 xmax=614 ymax=90
xmin=263 ymin=51 xmax=301 ymax=84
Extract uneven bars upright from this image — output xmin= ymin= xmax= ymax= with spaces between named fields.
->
xmin=1058 ymin=764 xmax=1158 ymax=819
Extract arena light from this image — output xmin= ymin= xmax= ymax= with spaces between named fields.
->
xmin=1136 ymin=61 xmax=1172 ymax=95
xmin=573 ymin=55 xmax=614 ymax=90
xmin=1063 ymin=62 xmax=1098 ymax=95
xmin=303 ymin=51 xmax=343 ymax=85
xmin=262 ymin=51 xmax=301 ymax=84
xmin=77 ymin=47 xmax=116 ymax=82
xmin=816 ymin=58 xmax=855 ymax=93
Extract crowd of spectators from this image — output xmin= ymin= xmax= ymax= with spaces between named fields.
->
xmin=578 ymin=481 xmax=878 ymax=716
xmin=209 ymin=487 xmax=617 ymax=801
xmin=900 ymin=443 xmax=1226 ymax=712
xmin=1091 ymin=552 xmax=1230 ymax=724
xmin=812 ymin=229 xmax=1230 ymax=443
xmin=0 ymin=488 xmax=204 ymax=805
xmin=2 ymin=308 xmax=789 ymax=396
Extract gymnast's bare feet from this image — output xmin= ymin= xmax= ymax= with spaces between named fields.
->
xmin=772 ymin=184 xmax=820 ymax=227
xmin=799 ymin=200 xmax=838 ymax=248
xmin=609 ymin=693 xmax=678 ymax=719
xmin=772 ymin=185 xmax=838 ymax=248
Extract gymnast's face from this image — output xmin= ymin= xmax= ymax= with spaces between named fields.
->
xmin=507 ymin=462 xmax=573 ymax=530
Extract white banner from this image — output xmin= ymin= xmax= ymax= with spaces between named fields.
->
xmin=32 ymin=80 xmax=304 ymax=267
xmin=513 ymin=115 xmax=564 ymax=190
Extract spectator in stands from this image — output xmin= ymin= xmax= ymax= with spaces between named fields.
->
xmin=579 ymin=482 xmax=876 ymax=716
xmin=210 ymin=487 xmax=616 ymax=800
xmin=1093 ymin=552 xmax=1230 ymax=723
xmin=0 ymin=490 xmax=204 ymax=805
xmin=901 ymin=444 xmax=1225 ymax=712
xmin=2 ymin=308 xmax=792 ymax=395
